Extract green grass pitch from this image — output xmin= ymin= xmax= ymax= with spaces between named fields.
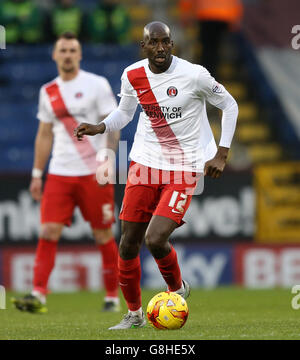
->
xmin=1 ymin=287 xmax=299 ymax=340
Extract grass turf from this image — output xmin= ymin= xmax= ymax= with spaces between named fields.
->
xmin=1 ymin=287 xmax=300 ymax=340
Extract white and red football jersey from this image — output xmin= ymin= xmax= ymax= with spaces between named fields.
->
xmin=37 ymin=70 xmax=117 ymax=176
xmin=120 ymin=56 xmax=235 ymax=172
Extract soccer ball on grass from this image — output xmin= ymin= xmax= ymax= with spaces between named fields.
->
xmin=146 ymin=291 xmax=189 ymax=330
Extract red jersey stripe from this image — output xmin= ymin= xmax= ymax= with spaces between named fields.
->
xmin=126 ymin=66 xmax=184 ymax=165
xmin=45 ymin=82 xmax=97 ymax=172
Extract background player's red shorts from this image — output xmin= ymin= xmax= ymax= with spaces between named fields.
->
xmin=119 ymin=162 xmax=198 ymax=225
xmin=41 ymin=174 xmax=114 ymax=229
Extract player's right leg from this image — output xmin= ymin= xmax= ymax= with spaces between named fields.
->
xmin=12 ymin=174 xmax=76 ymax=313
xmin=108 ymin=162 xmax=161 ymax=330
xmin=12 ymin=223 xmax=64 ymax=313
xmin=109 ymin=221 xmax=148 ymax=330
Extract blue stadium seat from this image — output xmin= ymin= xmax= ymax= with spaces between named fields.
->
xmin=0 ymin=62 xmax=56 ymax=84
xmin=0 ymin=146 xmax=34 ymax=171
xmin=0 ymin=102 xmax=37 ymax=119
xmin=0 ymin=84 xmax=39 ymax=102
xmin=82 ymin=44 xmax=140 ymax=61
xmin=81 ymin=60 xmax=131 ymax=78
xmin=1 ymin=44 xmax=53 ymax=62
xmin=2 ymin=44 xmax=139 ymax=62
xmin=0 ymin=102 xmax=38 ymax=144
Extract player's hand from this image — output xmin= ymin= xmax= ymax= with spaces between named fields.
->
xmin=30 ymin=178 xmax=43 ymax=201
xmin=204 ymin=147 xmax=229 ymax=178
xmin=74 ymin=123 xmax=105 ymax=141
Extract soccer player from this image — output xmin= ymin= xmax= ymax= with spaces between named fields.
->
xmin=75 ymin=22 xmax=238 ymax=329
xmin=12 ymin=32 xmax=120 ymax=313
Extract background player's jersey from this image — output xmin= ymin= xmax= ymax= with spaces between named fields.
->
xmin=121 ymin=56 xmax=231 ymax=172
xmin=37 ymin=70 xmax=117 ymax=176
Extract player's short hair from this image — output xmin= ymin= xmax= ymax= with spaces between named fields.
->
xmin=57 ymin=31 xmax=78 ymax=41
xmin=54 ymin=31 xmax=80 ymax=48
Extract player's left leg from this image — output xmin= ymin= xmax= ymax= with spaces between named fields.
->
xmin=145 ymin=176 xmax=196 ymax=299
xmin=92 ymin=227 xmax=120 ymax=312
xmin=76 ymin=175 xmax=119 ymax=312
xmin=145 ymin=215 xmax=189 ymax=299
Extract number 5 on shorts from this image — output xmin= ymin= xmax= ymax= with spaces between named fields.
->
xmin=168 ymin=191 xmax=187 ymax=214
xmin=102 ymin=203 xmax=113 ymax=223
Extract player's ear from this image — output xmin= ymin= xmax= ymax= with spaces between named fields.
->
xmin=78 ymin=42 xmax=82 ymax=61
xmin=140 ymin=40 xmax=145 ymax=49
xmin=52 ymin=42 xmax=57 ymax=61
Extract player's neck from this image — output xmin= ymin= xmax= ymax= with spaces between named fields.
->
xmin=148 ymin=56 xmax=173 ymax=74
xmin=59 ymin=68 xmax=80 ymax=82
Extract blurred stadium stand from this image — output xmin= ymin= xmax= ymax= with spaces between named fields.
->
xmin=240 ymin=0 xmax=300 ymax=241
xmin=0 ymin=0 xmax=151 ymax=173
xmin=169 ymin=0 xmax=300 ymax=241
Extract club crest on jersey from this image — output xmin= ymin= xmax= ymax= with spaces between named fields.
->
xmin=167 ymin=86 xmax=178 ymax=97
xmin=75 ymin=92 xmax=83 ymax=99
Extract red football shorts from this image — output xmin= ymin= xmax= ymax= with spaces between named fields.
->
xmin=119 ymin=162 xmax=198 ymax=225
xmin=41 ymin=174 xmax=114 ymax=229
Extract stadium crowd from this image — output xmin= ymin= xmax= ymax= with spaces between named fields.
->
xmin=0 ymin=0 xmax=132 ymax=44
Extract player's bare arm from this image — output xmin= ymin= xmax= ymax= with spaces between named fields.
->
xmin=95 ymin=115 xmax=120 ymax=187
xmin=30 ymin=122 xmax=53 ymax=201
xmin=98 ymin=115 xmax=120 ymax=153
xmin=107 ymin=129 xmax=120 ymax=153
xmin=74 ymin=101 xmax=135 ymax=141
xmin=74 ymin=122 xmax=106 ymax=140
xmin=204 ymin=146 xmax=229 ymax=179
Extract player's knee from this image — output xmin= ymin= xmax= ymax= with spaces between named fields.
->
xmin=119 ymin=233 xmax=140 ymax=259
xmin=40 ymin=223 xmax=62 ymax=241
xmin=145 ymin=228 xmax=167 ymax=251
xmin=93 ymin=228 xmax=113 ymax=245
xmin=118 ymin=222 xmax=146 ymax=258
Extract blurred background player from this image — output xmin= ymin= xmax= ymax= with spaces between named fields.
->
xmin=75 ymin=21 xmax=238 ymax=329
xmin=0 ymin=0 xmax=45 ymax=44
xmin=48 ymin=0 xmax=83 ymax=40
xmin=12 ymin=31 xmax=120 ymax=313
xmin=86 ymin=0 xmax=131 ymax=44
xmin=179 ymin=0 xmax=243 ymax=77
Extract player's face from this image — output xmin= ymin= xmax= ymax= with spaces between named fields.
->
xmin=142 ymin=31 xmax=173 ymax=73
xmin=53 ymin=39 xmax=82 ymax=74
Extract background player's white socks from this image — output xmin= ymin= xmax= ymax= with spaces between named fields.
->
xmin=129 ymin=307 xmax=143 ymax=317
xmin=31 ymin=290 xmax=46 ymax=304
xmin=104 ymin=296 xmax=120 ymax=304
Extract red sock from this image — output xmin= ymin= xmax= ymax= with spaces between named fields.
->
xmin=97 ymin=238 xmax=119 ymax=298
xmin=154 ymin=246 xmax=182 ymax=291
xmin=33 ymin=238 xmax=58 ymax=295
xmin=118 ymin=255 xmax=141 ymax=311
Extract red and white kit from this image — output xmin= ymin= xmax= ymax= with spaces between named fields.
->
xmin=31 ymin=70 xmax=119 ymax=301
xmin=103 ymin=56 xmax=238 ymax=224
xmin=38 ymin=70 xmax=117 ymax=227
